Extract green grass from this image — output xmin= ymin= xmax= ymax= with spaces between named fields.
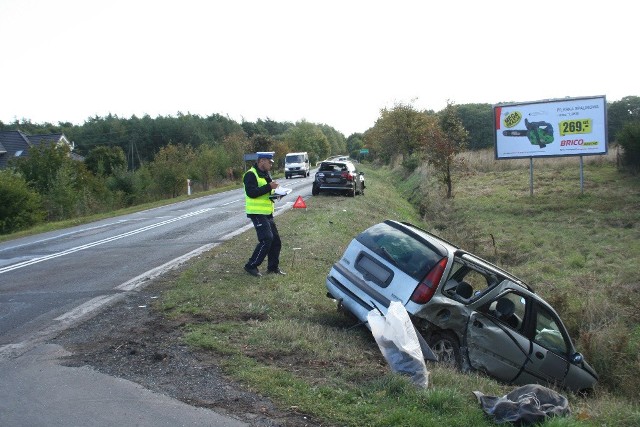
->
xmin=157 ymin=156 xmax=639 ymax=426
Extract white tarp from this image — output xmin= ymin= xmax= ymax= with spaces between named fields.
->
xmin=367 ymin=301 xmax=431 ymax=388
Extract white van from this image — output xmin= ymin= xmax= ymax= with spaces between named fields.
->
xmin=284 ymin=152 xmax=310 ymax=179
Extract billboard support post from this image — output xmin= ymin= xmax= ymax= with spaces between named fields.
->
xmin=580 ymin=156 xmax=584 ymax=195
xmin=529 ymin=158 xmax=534 ymax=196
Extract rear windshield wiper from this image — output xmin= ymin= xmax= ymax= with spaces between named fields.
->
xmin=379 ymin=247 xmax=398 ymax=267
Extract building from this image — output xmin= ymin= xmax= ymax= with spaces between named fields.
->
xmin=0 ymin=130 xmax=80 ymax=169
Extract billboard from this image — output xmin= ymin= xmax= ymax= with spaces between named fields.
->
xmin=494 ymin=96 xmax=607 ymax=159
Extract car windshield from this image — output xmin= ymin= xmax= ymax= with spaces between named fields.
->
xmin=356 ymin=222 xmax=444 ymax=280
xmin=286 ymin=155 xmax=304 ymax=163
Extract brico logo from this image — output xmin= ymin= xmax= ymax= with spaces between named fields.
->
xmin=560 ymin=139 xmax=598 ymax=147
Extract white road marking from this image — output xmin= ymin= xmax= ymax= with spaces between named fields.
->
xmin=0 ymin=208 xmax=214 ymax=274
xmin=0 ymin=222 xmax=256 ymax=359
xmin=0 ymin=220 xmax=130 ymax=253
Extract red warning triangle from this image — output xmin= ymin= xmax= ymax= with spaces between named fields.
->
xmin=293 ymin=195 xmax=307 ymax=209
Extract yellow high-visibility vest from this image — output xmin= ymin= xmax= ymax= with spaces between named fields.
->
xmin=244 ymin=167 xmax=274 ymax=215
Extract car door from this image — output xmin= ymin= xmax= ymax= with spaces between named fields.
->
xmin=466 ymin=292 xmax=531 ymax=383
xmin=517 ymin=301 xmax=570 ymax=386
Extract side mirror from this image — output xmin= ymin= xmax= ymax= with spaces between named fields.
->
xmin=571 ymin=352 xmax=584 ymax=364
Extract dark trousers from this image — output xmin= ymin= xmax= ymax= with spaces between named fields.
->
xmin=245 ymin=215 xmax=281 ymax=271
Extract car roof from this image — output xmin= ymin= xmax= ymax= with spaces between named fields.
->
xmin=320 ymin=160 xmax=351 ymax=166
xmin=390 ymin=220 xmax=459 ymax=249
xmin=457 ymin=252 xmax=533 ymax=292
xmin=391 ymin=220 xmax=533 ymax=292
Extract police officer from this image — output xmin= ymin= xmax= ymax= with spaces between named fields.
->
xmin=243 ymin=152 xmax=286 ymax=277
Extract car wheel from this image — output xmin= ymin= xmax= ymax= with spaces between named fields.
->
xmin=312 ymin=184 xmax=320 ymax=196
xmin=347 ymin=185 xmax=356 ymax=197
xmin=428 ymin=331 xmax=461 ymax=368
xmin=285 ymin=174 xmax=289 ymax=179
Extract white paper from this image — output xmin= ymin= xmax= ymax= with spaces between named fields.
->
xmin=274 ymin=187 xmax=292 ymax=196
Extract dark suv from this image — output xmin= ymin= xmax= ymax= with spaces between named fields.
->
xmin=325 ymin=220 xmax=598 ymax=393
xmin=312 ymin=161 xmax=365 ymax=197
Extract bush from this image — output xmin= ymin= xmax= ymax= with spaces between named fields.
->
xmin=617 ymin=122 xmax=640 ymax=173
xmin=0 ymin=170 xmax=45 ymax=234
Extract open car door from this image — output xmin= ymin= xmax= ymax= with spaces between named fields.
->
xmin=466 ymin=308 xmax=531 ymax=384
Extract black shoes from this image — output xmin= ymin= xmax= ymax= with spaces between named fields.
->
xmin=245 ymin=266 xmax=285 ymax=277
xmin=244 ymin=266 xmax=262 ymax=277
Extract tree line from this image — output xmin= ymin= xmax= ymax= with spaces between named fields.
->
xmin=1 ymin=96 xmax=638 ymax=234
xmin=0 ymin=114 xmax=354 ymax=233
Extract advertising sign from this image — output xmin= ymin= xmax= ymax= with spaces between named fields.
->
xmin=494 ymin=96 xmax=607 ymax=159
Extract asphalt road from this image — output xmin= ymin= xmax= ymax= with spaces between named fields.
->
xmin=0 ymin=174 xmax=313 ymax=356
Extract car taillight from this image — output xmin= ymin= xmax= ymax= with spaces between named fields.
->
xmin=341 ymin=172 xmax=354 ymax=181
xmin=410 ymin=257 xmax=447 ymax=304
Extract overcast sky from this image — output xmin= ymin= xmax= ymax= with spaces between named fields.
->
xmin=1 ymin=0 xmax=636 ymax=136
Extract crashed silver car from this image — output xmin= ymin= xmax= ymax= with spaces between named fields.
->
xmin=326 ymin=220 xmax=598 ymax=393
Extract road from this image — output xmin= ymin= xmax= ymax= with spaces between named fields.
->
xmin=0 ymin=174 xmax=313 ymax=356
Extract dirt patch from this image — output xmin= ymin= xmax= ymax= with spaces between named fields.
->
xmin=52 ymin=274 xmax=324 ymax=427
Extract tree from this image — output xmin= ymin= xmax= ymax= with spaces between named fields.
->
xmin=44 ymin=161 xmax=82 ymax=220
xmin=608 ymin=96 xmax=640 ymax=144
xmin=319 ymin=124 xmax=347 ymax=156
xmin=456 ymin=103 xmax=494 ymax=149
xmin=251 ymin=134 xmax=277 ymax=154
xmin=617 ymin=121 xmax=640 ymax=173
xmin=85 ymin=145 xmax=127 ymax=176
xmin=11 ymin=142 xmax=71 ymax=194
xmin=423 ymin=102 xmax=468 ymax=198
xmin=259 ymin=118 xmax=293 ymax=136
xmin=364 ymin=102 xmax=431 ymax=167
xmin=221 ymin=132 xmax=252 ymax=179
xmin=149 ymin=144 xmax=195 ymax=198
xmin=106 ymin=165 xmax=153 ymax=206
xmin=10 ymin=141 xmax=103 ymax=220
xmin=282 ymin=121 xmax=331 ymax=164
xmin=241 ymin=121 xmax=268 ymax=138
xmin=346 ymin=133 xmax=364 ymax=159
xmin=0 ymin=170 xmax=45 ymax=234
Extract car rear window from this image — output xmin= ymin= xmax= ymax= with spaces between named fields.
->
xmin=355 ymin=222 xmax=446 ymax=281
xmin=319 ymin=162 xmax=348 ymax=172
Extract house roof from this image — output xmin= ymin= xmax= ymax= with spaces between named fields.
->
xmin=0 ymin=130 xmax=74 ymax=169
xmin=0 ymin=130 xmax=32 ymax=169
xmin=27 ymin=133 xmax=68 ymax=146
